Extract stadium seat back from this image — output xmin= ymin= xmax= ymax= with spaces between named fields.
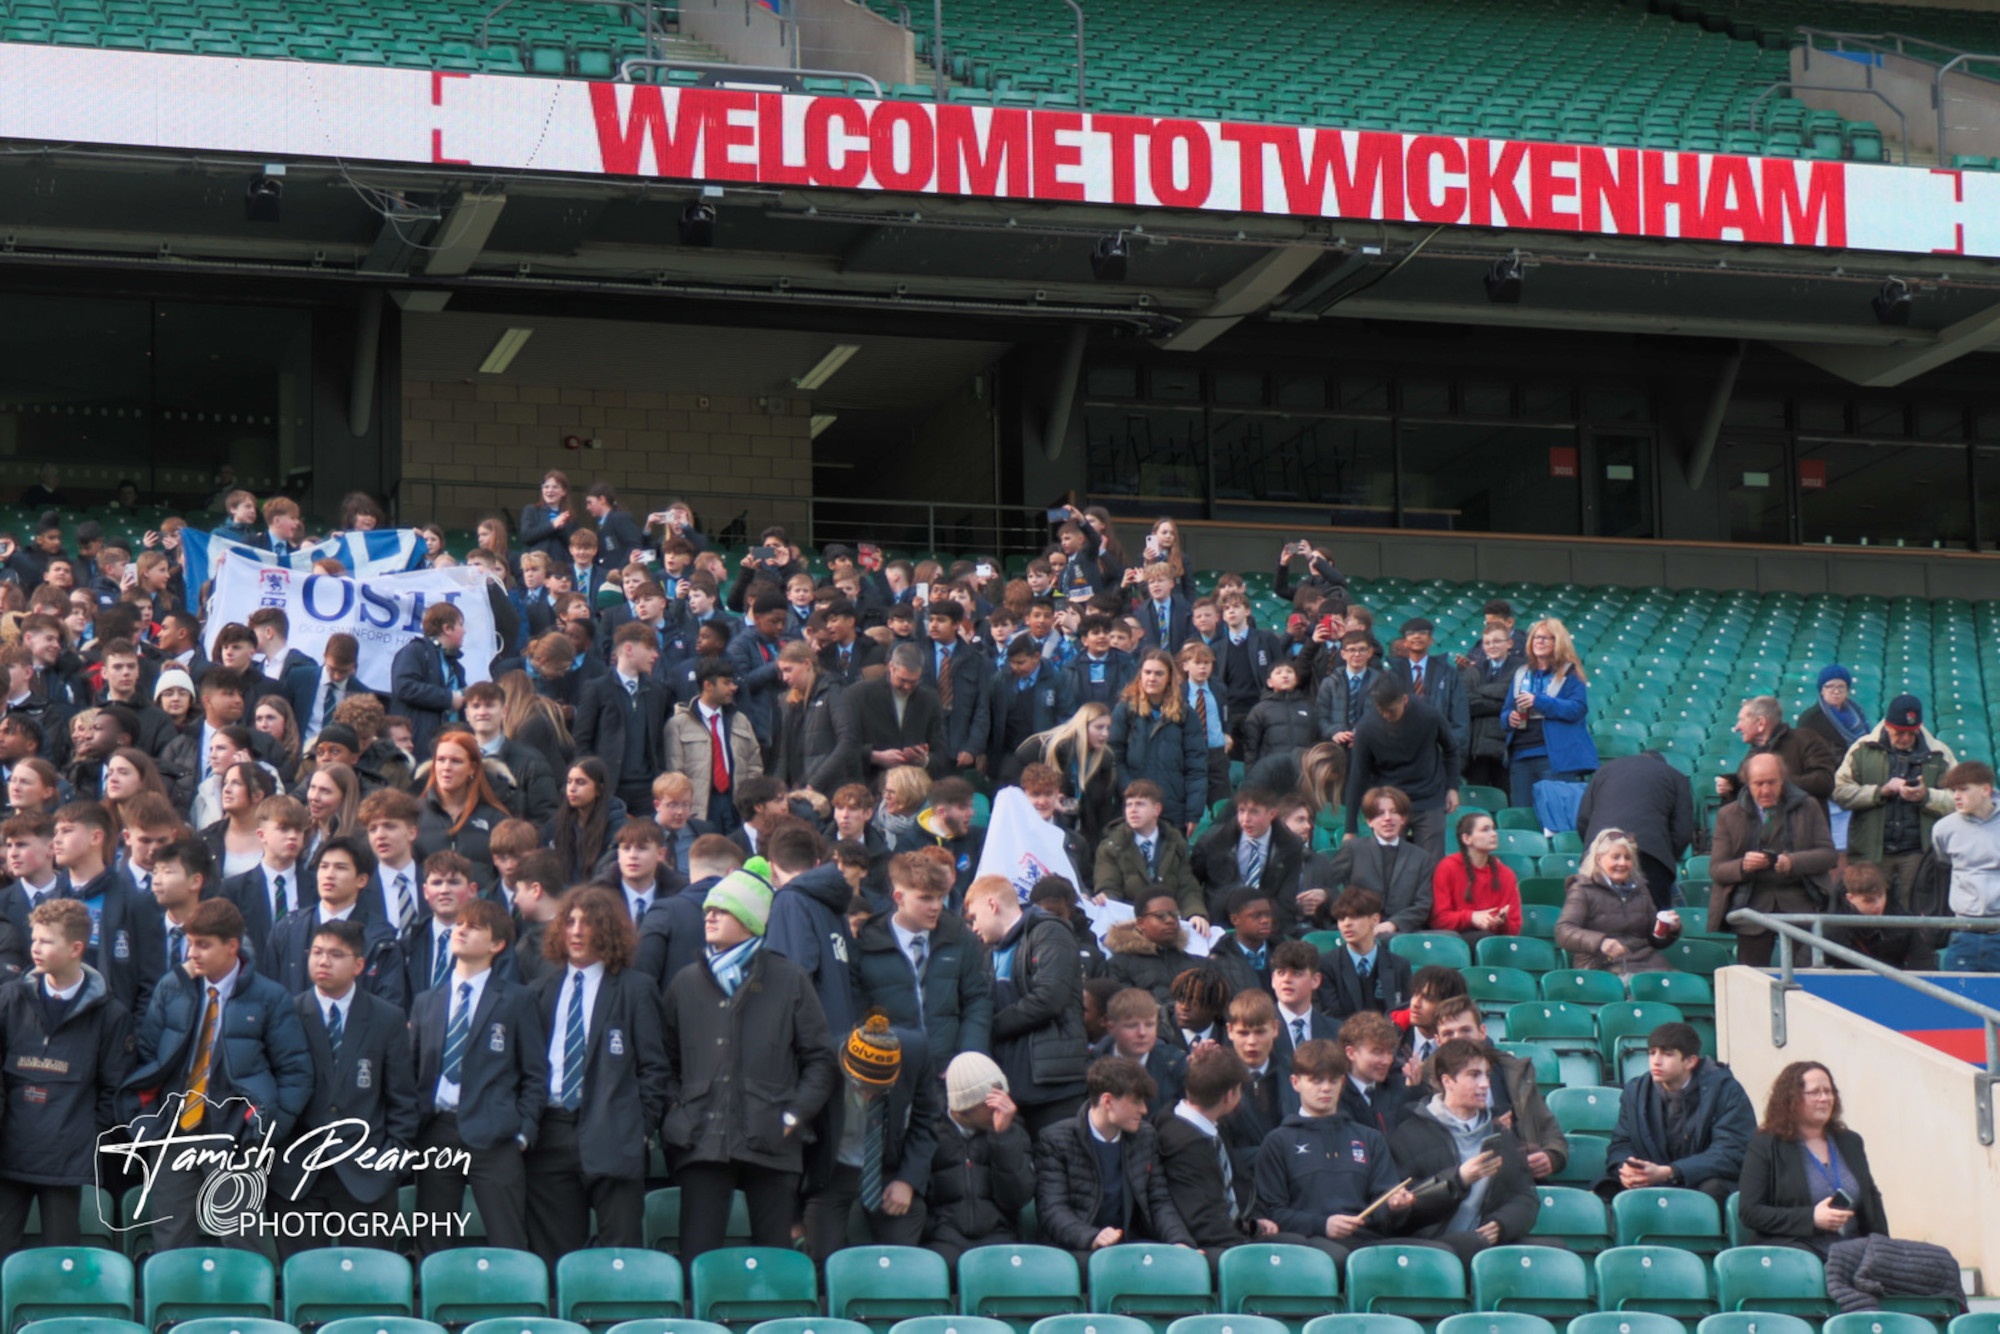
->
xmin=1027 ymin=1318 xmax=1150 ymax=1334
xmin=602 ymin=1323 xmax=729 ymax=1334
xmin=1435 ymin=1317 xmax=1556 ymax=1334
xmin=1597 ymin=1004 xmax=1686 ymax=1082
xmin=1611 ymin=1189 xmax=1724 ymax=1257
xmin=689 ymin=1249 xmax=817 ymax=1328
xmin=1821 ymin=1318 xmax=1942 ymax=1334
xmin=320 ymin=1321 xmax=447 ymax=1334
xmin=1479 ymin=936 xmax=1559 ymax=971
xmin=143 ymin=1249 xmax=277 ymax=1330
xmin=889 ymin=1320 xmax=1014 ymax=1334
xmin=1344 ymin=1247 xmax=1468 ymax=1319
xmin=1216 ymin=1244 xmax=1338 ymax=1327
xmin=1089 ymin=1245 xmax=1214 ymax=1332
xmin=421 ymin=1250 xmax=550 ymax=1328
xmin=460 ymin=1320 xmax=587 ymax=1334
xmin=558 ymin=1249 xmax=686 ymax=1328
xmin=1 ymin=1248 xmax=136 ymax=1331
xmin=1165 ymin=1318 xmax=1289 ymax=1334
xmin=1538 ymin=970 xmax=1627 ymax=1008
xmin=1565 ymin=1317 xmax=1683 ymax=1334
xmin=285 ymin=1249 xmax=415 ymax=1327
xmin=827 ymin=1247 xmax=951 ymax=1329
xmin=1625 ymin=974 xmax=1713 ymax=1018
xmin=1548 ymin=1134 xmax=1610 ymax=1187
xmin=1386 ymin=933 xmax=1472 ymax=970
xmin=168 ymin=1321 xmax=296 ymax=1334
xmin=1527 ymin=1186 xmax=1609 ymax=1257
xmin=958 ymin=1247 xmax=1082 ymax=1333
xmin=1695 ymin=1315 xmax=1817 ymax=1334
xmin=1712 ymin=1248 xmax=1832 ymax=1318
xmin=1300 ymin=1319 xmax=1423 ymax=1334
xmin=1468 ymin=1247 xmax=1591 ymax=1319
xmin=1594 ymin=1247 xmax=1716 ymax=1321
xmin=745 ymin=1321 xmax=870 ymax=1334
xmin=1546 ymin=1086 xmax=1621 ymax=1136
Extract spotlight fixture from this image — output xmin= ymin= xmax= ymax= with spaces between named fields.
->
xmin=679 ymin=200 xmax=716 ymax=247
xmin=1090 ymin=234 xmax=1129 ymax=282
xmin=1872 ymin=277 xmax=1912 ymax=326
xmin=244 ymin=170 xmax=284 ymax=223
xmin=1484 ymin=253 xmax=1524 ymax=304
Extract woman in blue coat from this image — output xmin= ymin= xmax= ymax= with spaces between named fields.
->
xmin=1108 ymin=649 xmax=1207 ymax=834
xmin=1504 ymin=617 xmax=1600 ymax=809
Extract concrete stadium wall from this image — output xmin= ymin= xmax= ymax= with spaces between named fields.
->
xmin=1717 ymin=966 xmax=2000 ymax=1280
xmin=400 ymin=379 xmax=812 ymax=529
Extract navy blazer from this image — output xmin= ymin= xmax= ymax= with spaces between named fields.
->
xmin=69 ymin=868 xmax=164 ymax=1023
xmin=592 ymin=510 xmax=647 ymax=573
xmin=223 ymin=864 xmax=320 ymax=963
xmin=265 ymin=906 xmax=409 ymax=1013
xmin=279 ymin=987 xmax=420 ymax=1202
xmin=282 ymin=664 xmax=379 ymax=737
xmin=1137 ymin=594 xmax=1194 ymax=653
xmin=411 ymin=971 xmax=549 ymax=1151
xmin=1317 ymin=943 xmax=1413 ymax=1022
xmin=403 ymin=916 xmax=517 ymax=1002
xmin=1271 ymin=1004 xmax=1342 ymax=1059
xmin=389 ymin=637 xmax=464 ymax=759
xmin=518 ymin=503 xmax=578 ymax=564
xmin=530 ymin=965 xmax=670 ymax=1179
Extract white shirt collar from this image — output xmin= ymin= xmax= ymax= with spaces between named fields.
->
xmin=42 ymin=973 xmax=84 ymax=1002
xmin=1173 ymin=1101 xmax=1221 ymax=1138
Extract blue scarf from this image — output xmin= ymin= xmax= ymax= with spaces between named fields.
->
xmin=1820 ymin=700 xmax=1868 ymax=746
xmin=706 ymin=937 xmax=762 ymax=996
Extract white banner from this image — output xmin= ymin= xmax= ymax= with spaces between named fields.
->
xmin=0 ymin=42 xmax=1992 ymax=258
xmin=974 ymin=786 xmax=1082 ymax=904
xmin=204 ymin=557 xmax=497 ymax=693
xmin=180 ymin=525 xmax=427 ymax=586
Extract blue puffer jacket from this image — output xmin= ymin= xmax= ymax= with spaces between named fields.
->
xmin=119 ymin=957 xmax=314 ymax=1147
xmin=1109 ymin=701 xmax=1208 ymax=828
xmin=1504 ymin=668 xmax=1600 ymax=775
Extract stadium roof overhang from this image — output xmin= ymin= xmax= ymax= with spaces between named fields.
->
xmin=5 ymin=46 xmax=2000 ymax=384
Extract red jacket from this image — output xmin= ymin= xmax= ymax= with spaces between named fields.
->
xmin=1429 ymin=855 xmax=1523 ymax=934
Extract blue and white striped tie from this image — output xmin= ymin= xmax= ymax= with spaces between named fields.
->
xmin=441 ymin=982 xmax=473 ymax=1084
xmin=560 ymin=970 xmax=587 ymax=1110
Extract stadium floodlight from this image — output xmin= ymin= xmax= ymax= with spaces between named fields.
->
xmin=478 ymin=327 xmax=535 ymax=374
xmin=679 ymin=200 xmax=717 ymax=247
xmin=1090 ymin=234 xmax=1129 ymax=282
xmin=1872 ymin=277 xmax=1912 ymax=326
xmin=794 ymin=344 xmax=860 ymax=391
xmin=244 ymin=170 xmax=284 ymax=223
xmin=1484 ymin=253 xmax=1524 ymax=304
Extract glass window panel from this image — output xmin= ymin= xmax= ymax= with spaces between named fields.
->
xmin=1148 ymin=367 xmax=1201 ymax=402
xmin=1398 ymin=423 xmax=1579 ymax=534
xmin=1797 ymin=398 xmax=1847 ymax=434
xmin=1401 ymin=375 xmax=1450 ymax=415
xmin=1273 ymin=374 xmax=1327 ymax=411
xmin=1797 ymin=439 xmax=1968 ymax=548
xmin=1522 ymin=382 xmax=1575 ymax=422
xmin=1082 ymin=405 xmax=1206 ymax=500
xmin=1585 ymin=386 xmax=1650 ymax=422
xmin=1210 ymin=413 xmax=1393 ymax=513
xmin=1725 ymin=393 xmax=1787 ymax=430
xmin=1086 ymin=366 xmax=1138 ymax=398
xmin=1462 ymin=380 xmax=1513 ymax=418
xmin=1212 ymin=372 xmax=1265 ymax=405
xmin=1718 ymin=435 xmax=1790 ymax=544
xmin=1337 ymin=375 xmax=1389 ymax=413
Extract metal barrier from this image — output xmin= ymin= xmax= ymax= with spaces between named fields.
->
xmin=1745 ymin=81 xmax=1908 ymax=163
xmin=1726 ymin=906 xmax=2000 ymax=1143
xmin=616 ymin=57 xmax=883 ymax=94
xmin=674 ymin=489 xmax=1055 ymax=556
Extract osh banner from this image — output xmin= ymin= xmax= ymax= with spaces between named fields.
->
xmin=180 ymin=526 xmax=427 ymax=587
xmin=973 ymin=786 xmax=1082 ymax=905
xmin=204 ymin=557 xmax=497 ymax=692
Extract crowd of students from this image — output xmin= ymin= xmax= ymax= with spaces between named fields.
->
xmin=0 ymin=475 xmax=1929 ymax=1282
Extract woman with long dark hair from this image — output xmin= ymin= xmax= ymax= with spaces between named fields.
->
xmin=1739 ymin=1062 xmax=1889 ymax=1255
xmin=1108 ymin=649 xmax=1206 ymax=834
xmin=205 ymin=761 xmax=279 ymax=878
xmin=547 ymin=757 xmax=625 ymax=883
xmin=1429 ymin=811 xmax=1522 ymax=943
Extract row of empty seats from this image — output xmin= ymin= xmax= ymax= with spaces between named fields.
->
xmin=2 ymin=1239 xmax=1977 ymax=1333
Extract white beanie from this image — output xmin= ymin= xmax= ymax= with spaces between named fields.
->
xmin=945 ymin=1051 xmax=1009 ymax=1113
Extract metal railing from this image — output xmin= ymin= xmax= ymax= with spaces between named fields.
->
xmin=1746 ymin=81 xmax=1909 ymax=163
xmin=676 ymin=489 xmax=1055 ymax=557
xmin=1727 ymin=907 xmax=2000 ymax=1143
xmin=616 ymin=56 xmax=883 ymax=92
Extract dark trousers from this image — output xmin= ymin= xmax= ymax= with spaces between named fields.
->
xmin=675 ymin=1160 xmax=800 ymax=1264
xmin=1018 ymin=1094 xmax=1084 ymax=1140
xmin=1406 ymin=807 xmax=1448 ymax=860
xmin=414 ymin=1114 xmax=527 ymax=1256
xmin=525 ymin=1111 xmax=645 ymax=1270
xmin=275 ymin=1172 xmax=392 ymax=1263
xmin=1204 ymin=746 xmax=1231 ymax=816
xmin=147 ymin=1150 xmax=263 ymax=1253
xmin=1640 ymin=853 xmax=1679 ymax=912
xmin=706 ymin=787 xmax=740 ymax=835
xmin=1735 ymin=932 xmax=1778 ymax=967
xmin=803 ymin=1161 xmax=928 ymax=1263
xmin=926 ymin=1231 xmax=1021 ymax=1275
xmin=1463 ymin=756 xmax=1509 ymax=796
xmin=0 ymin=1180 xmax=80 ymax=1252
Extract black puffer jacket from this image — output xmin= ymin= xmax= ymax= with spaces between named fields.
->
xmin=0 ymin=965 xmax=132 ymax=1185
xmin=1240 ymin=687 xmax=1315 ymax=774
xmin=990 ymin=907 xmax=1087 ymax=1105
xmin=1035 ymin=1103 xmax=1195 ymax=1250
xmin=922 ymin=1111 xmax=1036 ymax=1248
xmin=1104 ymin=918 xmax=1201 ymax=1007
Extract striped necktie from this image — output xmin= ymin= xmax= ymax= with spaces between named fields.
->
xmin=560 ymin=970 xmax=587 ymax=1111
xmin=441 ymin=981 xmax=473 ymax=1084
xmin=180 ymin=985 xmax=220 ymax=1131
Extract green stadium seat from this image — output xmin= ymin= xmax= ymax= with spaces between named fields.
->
xmin=1165 ymin=1318 xmax=1290 ymax=1334
xmin=321 ymin=1321 xmax=446 ymax=1334
xmin=1504 ymin=1002 xmax=1602 ymax=1088
xmin=1527 ymin=1187 xmax=1609 ymax=1259
xmin=1495 ymin=809 xmax=1543 ymax=831
xmin=1658 ymin=940 xmax=1735 ymax=975
xmin=1549 ymin=1134 xmax=1609 ymax=1186
xmin=1519 ymin=908 xmax=1564 ymax=944
xmin=958 ymin=1247 xmax=1083 ymax=1333
xmin=1594 ymin=1248 xmax=1716 ymax=1324
xmin=1437 ymin=1317 xmax=1557 ymax=1334
xmin=827 ymin=1248 xmax=951 ymax=1330
xmin=1089 ymin=1246 xmax=1214 ymax=1332
xmin=143 ymin=1250 xmax=277 ymax=1330
xmin=745 ymin=1322 xmax=870 ymax=1334
xmin=19 ymin=1322 xmax=145 ymax=1334
xmin=1494 ymin=1040 xmax=1562 ymax=1088
xmin=1027 ymin=1320 xmax=1150 ymax=1334
xmin=1344 ymin=1247 xmax=1469 ymax=1320
xmin=2 ymin=1249 xmax=135 ymax=1332
xmin=1611 ymin=1189 xmax=1724 ymax=1259
xmin=1300 ymin=1319 xmax=1423 ymax=1334
xmin=1567 ymin=1318 xmax=1684 ymax=1334
xmin=1386 ymin=933 xmax=1472 ymax=970
xmin=1538 ymin=970 xmax=1627 ymax=1009
xmin=1497 ymin=831 xmax=1549 ymax=857
xmin=1597 ymin=1004 xmax=1685 ymax=1081
xmin=1216 ymin=1244 xmax=1339 ymax=1326
xmin=1948 ymin=1317 xmax=2000 ymax=1334
xmin=168 ymin=1321 xmax=296 ymax=1334
xmin=1711 ymin=1249 xmax=1832 ymax=1319
xmin=285 ymin=1250 xmax=414 ymax=1329
xmin=1820 ymin=1318 xmax=1940 ymax=1334
xmin=1695 ymin=1316 xmax=1816 ymax=1334
xmin=1546 ymin=1086 xmax=1621 ymax=1135
xmin=558 ymin=1250 xmax=685 ymax=1329
xmin=1518 ymin=879 xmax=1568 ymax=908
xmin=1479 ymin=936 xmax=1560 ymax=973
xmin=890 ymin=1322 xmax=1014 ymax=1334
xmin=1469 ymin=1247 xmax=1592 ymax=1320
xmin=1466 ymin=967 xmax=1539 ymax=1037
xmin=421 ymin=1251 xmax=549 ymax=1328
xmin=1461 ymin=787 xmax=1509 ymax=813
xmin=690 ymin=1250 xmax=816 ymax=1329
xmin=604 ymin=1324 xmax=728 ymax=1334
xmin=1625 ymin=974 xmax=1713 ymax=1019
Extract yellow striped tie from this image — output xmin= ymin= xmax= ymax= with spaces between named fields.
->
xmin=180 ymin=986 xmax=220 ymax=1131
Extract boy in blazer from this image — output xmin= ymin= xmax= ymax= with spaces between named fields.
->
xmin=409 ymin=897 xmax=547 ymax=1254
xmin=1317 ymin=888 xmax=1414 ymax=1021
xmin=266 ymin=836 xmax=409 ymax=1012
xmin=524 ymin=886 xmax=669 ymax=1270
xmin=275 ymin=916 xmax=419 ymax=1259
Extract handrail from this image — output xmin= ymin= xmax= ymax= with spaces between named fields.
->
xmin=1934 ymin=51 xmax=2000 ymax=167
xmin=1797 ymin=25 xmax=2000 ymax=76
xmin=616 ymin=56 xmax=884 ymax=94
xmin=1746 ymin=81 xmax=1908 ymax=164
xmin=1726 ymin=906 xmax=1999 ymax=1144
xmin=1058 ymin=0 xmax=1085 ymax=111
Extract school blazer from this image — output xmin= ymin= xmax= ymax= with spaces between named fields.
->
xmin=410 ymin=973 xmax=548 ymax=1151
xmin=530 ymin=965 xmax=671 ymax=1180
xmin=280 ymin=989 xmax=420 ymax=1203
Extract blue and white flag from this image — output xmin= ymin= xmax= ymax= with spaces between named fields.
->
xmin=181 ymin=526 xmax=427 ymax=586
